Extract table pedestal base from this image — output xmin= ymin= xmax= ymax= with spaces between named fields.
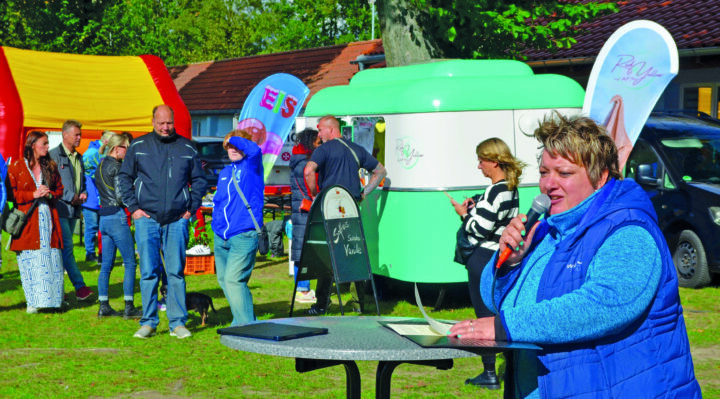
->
xmin=296 ymin=358 xmax=361 ymax=398
xmin=296 ymin=357 xmax=454 ymax=399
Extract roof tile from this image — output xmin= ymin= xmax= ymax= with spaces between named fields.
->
xmin=526 ymin=0 xmax=720 ymax=61
xmin=169 ymin=40 xmax=384 ymax=111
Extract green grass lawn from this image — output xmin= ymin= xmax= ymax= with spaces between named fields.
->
xmin=0 ymin=230 xmax=717 ymax=398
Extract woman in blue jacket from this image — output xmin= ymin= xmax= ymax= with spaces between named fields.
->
xmin=450 ymin=113 xmax=700 ymax=398
xmin=212 ymin=132 xmax=264 ymax=326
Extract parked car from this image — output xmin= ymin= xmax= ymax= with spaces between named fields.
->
xmin=625 ymin=111 xmax=720 ymax=288
xmin=192 ymin=136 xmax=228 ymax=188
xmin=193 ymin=135 xmax=294 ymax=188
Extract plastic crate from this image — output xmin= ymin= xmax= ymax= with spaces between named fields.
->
xmin=184 ymin=255 xmax=215 ymax=275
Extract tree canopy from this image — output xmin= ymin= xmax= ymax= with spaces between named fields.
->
xmin=378 ymin=0 xmax=617 ymax=66
xmin=0 ymin=0 xmax=615 ymax=66
xmin=0 ymin=0 xmax=374 ymax=66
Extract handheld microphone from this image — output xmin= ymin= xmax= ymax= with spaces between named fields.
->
xmin=495 ymin=194 xmax=551 ymax=268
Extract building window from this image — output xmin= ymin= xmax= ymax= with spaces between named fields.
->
xmin=682 ymin=85 xmax=718 ymax=118
xmin=193 ymin=121 xmax=202 ymax=136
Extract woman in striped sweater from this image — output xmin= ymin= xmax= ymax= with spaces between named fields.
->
xmin=450 ymin=137 xmax=525 ymax=389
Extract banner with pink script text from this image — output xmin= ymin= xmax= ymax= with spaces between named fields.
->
xmin=583 ymin=20 xmax=678 ymax=169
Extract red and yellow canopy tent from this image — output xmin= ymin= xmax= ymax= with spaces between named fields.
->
xmin=0 ymin=46 xmax=190 ymax=161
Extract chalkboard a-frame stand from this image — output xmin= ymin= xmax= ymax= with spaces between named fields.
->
xmin=290 ymin=185 xmax=380 ymax=316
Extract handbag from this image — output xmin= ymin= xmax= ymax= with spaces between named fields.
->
xmin=2 ymin=199 xmax=40 ymax=239
xmin=231 ymin=173 xmax=269 ymax=255
xmin=293 ymin=176 xmax=313 ymax=212
xmin=453 ymin=225 xmax=477 ymax=265
xmin=453 ymin=194 xmax=483 ymax=266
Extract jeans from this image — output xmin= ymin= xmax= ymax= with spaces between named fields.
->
xmin=135 ymin=216 xmax=189 ymax=330
xmin=214 ymin=230 xmax=258 ymax=326
xmin=98 ymin=209 xmax=137 ymax=301
xmin=82 ymin=207 xmax=99 ymax=255
xmin=59 ymin=217 xmax=86 ymax=290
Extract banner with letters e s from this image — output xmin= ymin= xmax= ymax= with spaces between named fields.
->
xmin=238 ymin=73 xmax=310 ymax=182
xmin=583 ymin=20 xmax=678 ymax=169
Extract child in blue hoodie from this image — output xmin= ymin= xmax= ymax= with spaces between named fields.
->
xmin=212 ymin=132 xmax=264 ymax=326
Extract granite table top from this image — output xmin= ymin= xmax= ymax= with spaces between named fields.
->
xmin=220 ymin=316 xmax=483 ymax=362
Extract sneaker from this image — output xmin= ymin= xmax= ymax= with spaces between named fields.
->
xmin=306 ymin=304 xmax=326 ymax=316
xmin=158 ymin=297 xmax=167 ymax=312
xmin=186 ymin=245 xmax=211 ymax=255
xmin=295 ymin=290 xmax=317 ymax=304
xmin=85 ymin=252 xmax=98 ymax=262
xmin=76 ymin=286 xmax=95 ymax=302
xmin=133 ymin=325 xmax=156 ymax=339
xmin=170 ymin=325 xmax=192 ymax=339
xmin=26 ymin=306 xmax=38 ymax=314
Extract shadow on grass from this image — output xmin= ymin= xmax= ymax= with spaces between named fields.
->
xmin=0 ymin=302 xmax=27 ymax=312
xmin=254 ymin=256 xmax=289 ymax=269
xmin=370 ymin=276 xmax=473 ymax=313
xmin=0 ymin=270 xmax=21 ymax=294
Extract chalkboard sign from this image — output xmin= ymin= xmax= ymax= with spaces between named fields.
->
xmin=292 ymin=185 xmax=379 ymax=316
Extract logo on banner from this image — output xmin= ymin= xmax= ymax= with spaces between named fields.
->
xmin=611 ymin=55 xmax=664 ymax=89
xmin=238 ymin=73 xmax=310 ymax=182
xmin=260 ymin=85 xmax=299 ymax=118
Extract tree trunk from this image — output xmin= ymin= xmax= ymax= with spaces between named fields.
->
xmin=377 ymin=0 xmax=443 ymax=66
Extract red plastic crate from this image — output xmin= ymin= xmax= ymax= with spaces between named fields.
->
xmin=184 ymin=255 xmax=215 ymax=275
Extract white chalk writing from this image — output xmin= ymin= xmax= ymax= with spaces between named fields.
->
xmin=344 ymin=243 xmax=363 ymax=256
xmin=332 ymin=221 xmax=350 ymax=244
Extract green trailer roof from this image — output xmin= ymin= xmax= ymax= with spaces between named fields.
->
xmin=304 ymin=59 xmax=585 ymax=116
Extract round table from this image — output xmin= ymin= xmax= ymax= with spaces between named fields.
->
xmin=220 ymin=316 xmax=488 ymax=398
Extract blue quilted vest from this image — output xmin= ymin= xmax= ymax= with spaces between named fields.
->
xmin=502 ymin=179 xmax=700 ymax=399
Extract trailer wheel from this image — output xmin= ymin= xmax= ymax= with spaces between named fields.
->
xmin=672 ymin=230 xmax=712 ymax=288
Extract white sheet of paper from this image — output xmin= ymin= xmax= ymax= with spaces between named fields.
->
xmin=414 ymin=283 xmax=455 ymax=335
xmin=384 ymin=323 xmax=445 ymax=336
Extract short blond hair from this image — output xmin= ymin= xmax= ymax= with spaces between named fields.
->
xmin=223 ymin=129 xmax=252 ymax=150
xmin=534 ymin=111 xmax=622 ymax=187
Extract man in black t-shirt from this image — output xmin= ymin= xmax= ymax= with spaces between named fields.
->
xmin=304 ymin=116 xmax=386 ymax=200
xmin=303 ymin=115 xmax=387 ymax=314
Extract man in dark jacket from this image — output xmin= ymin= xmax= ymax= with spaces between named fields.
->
xmin=49 ymin=119 xmax=93 ymax=302
xmin=118 ymin=105 xmax=206 ymax=339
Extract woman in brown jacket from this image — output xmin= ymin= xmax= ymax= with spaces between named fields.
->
xmin=8 ymin=130 xmax=64 ymax=313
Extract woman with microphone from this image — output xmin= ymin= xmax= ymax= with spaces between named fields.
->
xmin=449 ymin=113 xmax=700 ymax=398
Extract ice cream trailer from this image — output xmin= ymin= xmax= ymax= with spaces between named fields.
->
xmin=298 ymin=59 xmax=585 ymax=283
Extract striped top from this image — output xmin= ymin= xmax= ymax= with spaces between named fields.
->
xmin=462 ymin=180 xmax=519 ymax=252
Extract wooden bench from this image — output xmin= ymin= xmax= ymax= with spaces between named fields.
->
xmin=263 ymin=203 xmax=292 ymax=220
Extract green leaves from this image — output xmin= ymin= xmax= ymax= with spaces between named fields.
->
xmin=394 ymin=0 xmax=617 ymax=62
xmin=0 ymin=0 xmax=376 ymax=65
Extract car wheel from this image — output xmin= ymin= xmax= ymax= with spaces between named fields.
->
xmin=672 ymin=230 xmax=712 ymax=288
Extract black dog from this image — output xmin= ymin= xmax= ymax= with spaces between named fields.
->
xmin=160 ymin=286 xmax=216 ymax=326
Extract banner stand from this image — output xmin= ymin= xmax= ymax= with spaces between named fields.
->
xmin=290 ymin=185 xmax=380 ymax=316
